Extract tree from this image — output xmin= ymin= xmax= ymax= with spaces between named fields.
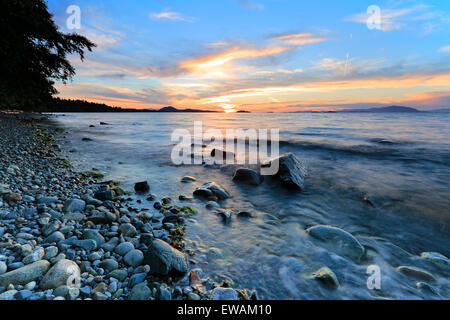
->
xmin=0 ymin=0 xmax=95 ymax=111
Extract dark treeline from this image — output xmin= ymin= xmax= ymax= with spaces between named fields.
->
xmin=45 ymin=98 xmax=148 ymax=113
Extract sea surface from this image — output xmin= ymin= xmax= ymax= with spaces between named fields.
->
xmin=51 ymin=112 xmax=450 ymax=300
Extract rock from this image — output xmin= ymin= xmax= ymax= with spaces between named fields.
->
xmin=4 ymin=193 xmax=22 ymax=202
xmin=15 ymin=290 xmax=33 ymax=300
xmin=206 ymin=201 xmax=221 ymax=209
xmin=44 ymin=231 xmax=65 ymax=243
xmin=0 ymin=290 xmax=18 ymax=300
xmin=94 ymin=190 xmax=114 ymax=201
xmin=42 ymin=221 xmax=60 ymax=237
xmin=100 ymin=259 xmax=119 ymax=273
xmin=129 ymin=283 xmax=151 ymax=300
xmin=83 ymin=230 xmax=106 ymax=247
xmin=44 ymin=246 xmax=59 ymax=260
xmin=311 ymin=267 xmax=340 ymax=288
xmin=129 ymin=273 xmax=147 ymax=288
xmin=397 ymin=266 xmax=437 ymax=282
xmin=114 ymin=242 xmax=134 ymax=256
xmin=211 ymin=148 xmax=235 ymax=161
xmin=232 ymin=168 xmax=263 ymax=186
xmin=420 ymin=252 xmax=449 ymax=269
xmin=181 ymin=176 xmax=197 ymax=183
xmin=107 ymin=269 xmax=128 ymax=281
xmin=93 ymin=292 xmax=108 ymax=300
xmin=119 ymin=223 xmax=137 ymax=237
xmin=134 ymin=181 xmax=150 ymax=193
xmin=124 ymin=250 xmax=144 ymax=267
xmin=211 ymin=287 xmax=239 ymax=300
xmin=0 ymin=260 xmax=50 ymax=286
xmin=262 ymin=153 xmax=306 ymax=190
xmin=40 ymin=259 xmax=80 ymax=290
xmin=306 ymin=225 xmax=365 ymax=262
xmin=63 ymin=199 xmax=86 ymax=213
xmin=194 ymin=182 xmax=230 ymax=200
xmin=23 ymin=248 xmax=45 ymax=265
xmin=0 ymin=262 xmax=7 ymax=275
xmin=143 ymin=239 xmax=188 ymax=276
xmin=72 ymin=239 xmax=97 ymax=251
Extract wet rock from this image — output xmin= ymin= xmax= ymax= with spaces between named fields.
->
xmin=63 ymin=199 xmax=86 ymax=213
xmin=40 ymin=259 xmax=80 ymax=289
xmin=134 ymin=181 xmax=150 ymax=193
xmin=397 ymin=266 xmax=436 ymax=283
xmin=194 ymin=182 xmax=230 ymax=200
xmin=262 ymin=153 xmax=306 ymax=190
xmin=0 ymin=260 xmax=50 ymax=286
xmin=119 ymin=223 xmax=137 ymax=237
xmin=306 ymin=225 xmax=365 ymax=262
xmin=206 ymin=201 xmax=221 ymax=209
xmin=181 ymin=176 xmax=197 ymax=183
xmin=82 ymin=230 xmax=106 ymax=247
xmin=114 ymin=242 xmax=135 ymax=256
xmin=124 ymin=250 xmax=144 ymax=267
xmin=143 ymin=239 xmax=188 ymax=276
xmin=94 ymin=190 xmax=114 ymax=201
xmin=420 ymin=252 xmax=449 ymax=269
xmin=311 ymin=267 xmax=340 ymax=288
xmin=210 ymin=287 xmax=239 ymax=300
xmin=233 ymin=168 xmax=263 ymax=186
xmin=129 ymin=283 xmax=151 ymax=300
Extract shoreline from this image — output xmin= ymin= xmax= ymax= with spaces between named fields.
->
xmin=0 ymin=113 xmax=253 ymax=301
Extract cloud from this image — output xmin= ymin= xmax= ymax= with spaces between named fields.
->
xmin=238 ymin=0 xmax=264 ymax=10
xmin=439 ymin=45 xmax=450 ymax=53
xmin=271 ymin=32 xmax=328 ymax=46
xmin=149 ymin=9 xmax=193 ymax=22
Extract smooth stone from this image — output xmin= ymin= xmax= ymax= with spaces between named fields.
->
xmin=23 ymin=248 xmax=45 ymax=265
xmin=129 ymin=283 xmax=151 ymax=300
xmin=181 ymin=176 xmax=197 ymax=183
xmin=128 ymin=272 xmax=146 ymax=288
xmin=107 ymin=269 xmax=128 ymax=281
xmin=206 ymin=201 xmax=221 ymax=209
xmin=0 ymin=290 xmax=18 ymax=300
xmin=94 ymin=190 xmax=113 ymax=201
xmin=101 ymin=237 xmax=119 ymax=252
xmin=311 ymin=267 xmax=340 ymax=288
xmin=100 ymin=259 xmax=119 ymax=273
xmin=44 ymin=246 xmax=59 ymax=260
xmin=397 ymin=266 xmax=437 ymax=282
xmin=306 ymin=225 xmax=365 ymax=262
xmin=119 ymin=223 xmax=137 ymax=237
xmin=63 ymin=199 xmax=86 ymax=213
xmin=44 ymin=231 xmax=65 ymax=243
xmin=72 ymin=239 xmax=97 ymax=251
xmin=15 ymin=289 xmax=33 ymax=300
xmin=143 ymin=239 xmax=188 ymax=276
xmin=0 ymin=262 xmax=6 ymax=275
xmin=194 ymin=182 xmax=230 ymax=200
xmin=210 ymin=287 xmax=239 ymax=300
xmin=93 ymin=292 xmax=108 ymax=300
xmin=0 ymin=260 xmax=50 ymax=286
xmin=83 ymin=230 xmax=106 ymax=247
xmin=40 ymin=259 xmax=80 ymax=290
xmin=232 ymin=168 xmax=263 ymax=186
xmin=124 ymin=250 xmax=144 ymax=267
xmin=114 ymin=242 xmax=134 ymax=256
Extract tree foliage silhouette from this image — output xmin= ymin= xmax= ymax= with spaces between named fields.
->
xmin=0 ymin=0 xmax=95 ymax=111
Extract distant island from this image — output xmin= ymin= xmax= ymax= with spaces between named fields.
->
xmin=338 ymin=106 xmax=420 ymax=113
xmin=44 ymin=98 xmax=221 ymax=113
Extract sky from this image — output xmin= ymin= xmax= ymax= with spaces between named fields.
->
xmin=47 ymin=0 xmax=450 ymax=112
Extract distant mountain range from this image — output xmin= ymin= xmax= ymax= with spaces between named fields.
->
xmin=338 ymin=106 xmax=420 ymax=113
xmin=45 ymin=98 xmax=221 ymax=113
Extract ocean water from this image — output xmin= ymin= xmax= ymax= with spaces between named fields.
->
xmin=51 ymin=112 xmax=450 ymax=300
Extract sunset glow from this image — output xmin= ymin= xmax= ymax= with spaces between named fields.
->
xmin=48 ymin=0 xmax=450 ymax=112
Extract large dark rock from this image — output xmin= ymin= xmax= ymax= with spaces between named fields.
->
xmin=134 ymin=181 xmax=150 ymax=193
xmin=143 ymin=239 xmax=188 ymax=276
xmin=232 ymin=168 xmax=263 ymax=186
xmin=262 ymin=153 xmax=306 ymax=190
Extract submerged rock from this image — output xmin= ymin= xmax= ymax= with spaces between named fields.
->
xmin=310 ymin=267 xmax=340 ymax=288
xmin=306 ymin=225 xmax=365 ymax=262
xmin=181 ymin=176 xmax=197 ymax=183
xmin=143 ymin=239 xmax=188 ymax=276
xmin=232 ymin=168 xmax=263 ymax=186
xmin=420 ymin=252 xmax=449 ymax=269
xmin=134 ymin=181 xmax=150 ymax=193
xmin=0 ymin=260 xmax=50 ymax=286
xmin=262 ymin=153 xmax=306 ymax=190
xmin=193 ymin=182 xmax=230 ymax=200
xmin=397 ymin=266 xmax=436 ymax=283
